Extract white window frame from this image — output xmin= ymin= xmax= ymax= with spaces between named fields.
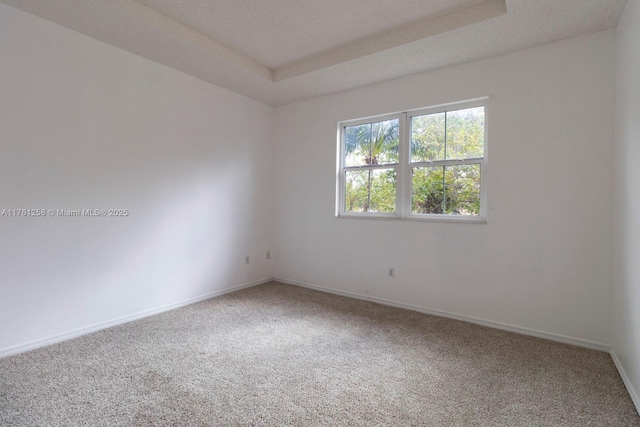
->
xmin=336 ymin=97 xmax=488 ymax=223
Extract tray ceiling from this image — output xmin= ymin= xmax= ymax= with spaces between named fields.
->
xmin=0 ymin=0 xmax=627 ymax=106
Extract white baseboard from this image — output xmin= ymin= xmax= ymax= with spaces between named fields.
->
xmin=610 ymin=350 xmax=640 ymax=415
xmin=274 ymin=277 xmax=610 ymax=352
xmin=0 ymin=277 xmax=272 ymax=358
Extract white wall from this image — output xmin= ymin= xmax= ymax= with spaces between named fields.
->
xmin=0 ymin=4 xmax=274 ymax=355
xmin=612 ymin=0 xmax=640 ymax=411
xmin=0 ymin=1 xmax=623 ymax=365
xmin=273 ymin=30 xmax=616 ymax=348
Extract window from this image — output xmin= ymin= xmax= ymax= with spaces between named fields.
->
xmin=337 ymin=98 xmax=487 ymax=222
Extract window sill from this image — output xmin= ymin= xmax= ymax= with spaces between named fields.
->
xmin=336 ymin=214 xmax=487 ymax=224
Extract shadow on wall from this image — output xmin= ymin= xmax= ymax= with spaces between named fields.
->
xmin=0 ymin=158 xmax=255 ymax=350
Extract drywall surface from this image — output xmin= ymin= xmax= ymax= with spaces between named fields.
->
xmin=273 ymin=30 xmax=615 ymax=346
xmin=612 ymin=0 xmax=640 ymax=410
xmin=0 ymin=3 xmax=274 ymax=354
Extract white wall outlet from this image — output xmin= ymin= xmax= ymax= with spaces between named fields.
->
xmin=388 ymin=267 xmax=395 ymax=278
xmin=266 ymin=250 xmax=271 ymax=260
xmin=245 ymin=256 xmax=250 ymax=264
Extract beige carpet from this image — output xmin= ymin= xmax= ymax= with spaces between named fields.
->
xmin=1 ymin=282 xmax=638 ymax=426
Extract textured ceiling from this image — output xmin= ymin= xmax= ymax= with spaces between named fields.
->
xmin=137 ymin=0 xmax=486 ymax=69
xmin=0 ymin=0 xmax=628 ymax=106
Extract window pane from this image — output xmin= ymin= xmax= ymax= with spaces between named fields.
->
xmin=411 ymin=112 xmax=445 ymax=162
xmin=372 ymin=119 xmax=399 ymax=165
xmin=345 ymin=170 xmax=369 ymax=212
xmin=412 ymin=164 xmax=481 ymax=215
xmin=370 ymin=168 xmax=396 ymax=213
xmin=344 ymin=124 xmax=371 ymax=167
xmin=345 ymin=168 xmax=396 ymax=213
xmin=345 ymin=119 xmax=399 ymax=166
xmin=412 ymin=166 xmax=445 ymax=214
xmin=444 ymin=164 xmax=481 ymax=215
xmin=445 ymin=106 xmax=484 ymax=160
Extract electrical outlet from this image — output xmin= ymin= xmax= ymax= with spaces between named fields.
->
xmin=245 ymin=256 xmax=250 ymax=264
xmin=266 ymin=250 xmax=271 ymax=260
xmin=388 ymin=267 xmax=395 ymax=278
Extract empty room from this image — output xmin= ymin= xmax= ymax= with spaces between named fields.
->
xmin=1 ymin=0 xmax=639 ymax=425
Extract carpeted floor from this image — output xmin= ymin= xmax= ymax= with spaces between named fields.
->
xmin=1 ymin=282 xmax=638 ymax=426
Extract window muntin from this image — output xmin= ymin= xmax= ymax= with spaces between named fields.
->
xmin=338 ymin=99 xmax=487 ymax=221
